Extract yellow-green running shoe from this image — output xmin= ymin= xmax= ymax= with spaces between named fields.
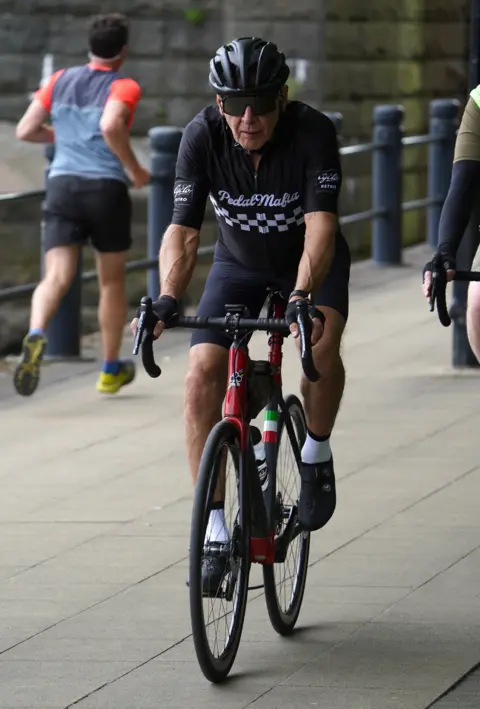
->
xmin=96 ymin=360 xmax=136 ymax=394
xmin=13 ymin=332 xmax=47 ymax=397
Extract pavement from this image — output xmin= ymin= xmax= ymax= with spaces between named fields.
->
xmin=1 ymin=243 xmax=480 ymax=709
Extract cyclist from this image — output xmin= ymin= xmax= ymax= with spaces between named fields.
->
xmin=13 ymin=13 xmax=150 ymax=397
xmin=422 ymin=87 xmax=480 ymax=360
xmin=132 ymin=37 xmax=351 ymax=587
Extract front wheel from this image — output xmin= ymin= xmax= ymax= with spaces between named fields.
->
xmin=263 ymin=394 xmax=310 ymax=635
xmin=189 ymin=419 xmax=250 ymax=683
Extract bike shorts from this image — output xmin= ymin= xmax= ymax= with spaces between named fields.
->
xmin=43 ymin=175 xmax=132 ymax=253
xmin=191 ymin=232 xmax=351 ymax=350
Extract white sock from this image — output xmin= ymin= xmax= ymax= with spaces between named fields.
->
xmin=301 ymin=431 xmax=331 ymax=465
xmin=205 ymin=508 xmax=229 ymax=544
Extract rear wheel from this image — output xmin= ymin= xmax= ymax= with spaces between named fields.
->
xmin=189 ymin=420 xmax=250 ymax=682
xmin=263 ymin=395 xmax=310 ymax=635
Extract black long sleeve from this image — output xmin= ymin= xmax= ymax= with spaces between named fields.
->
xmin=437 ymin=160 xmax=480 ymax=258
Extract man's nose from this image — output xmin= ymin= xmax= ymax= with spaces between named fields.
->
xmin=242 ymin=105 xmax=255 ymax=122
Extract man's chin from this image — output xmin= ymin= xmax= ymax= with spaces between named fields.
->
xmin=238 ymin=135 xmax=265 ymax=152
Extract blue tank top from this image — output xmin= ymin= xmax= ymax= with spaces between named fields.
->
xmin=48 ymin=65 xmax=128 ymax=183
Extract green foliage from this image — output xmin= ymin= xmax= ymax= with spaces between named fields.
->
xmin=184 ymin=7 xmax=205 ymax=25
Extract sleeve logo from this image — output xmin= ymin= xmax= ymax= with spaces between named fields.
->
xmin=174 ymin=181 xmax=195 ymax=204
xmin=315 ymin=170 xmax=340 ymax=193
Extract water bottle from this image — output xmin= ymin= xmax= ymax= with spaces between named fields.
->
xmin=253 ymin=438 xmax=269 ymax=492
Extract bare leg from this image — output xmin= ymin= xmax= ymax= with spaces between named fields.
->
xmin=467 ymin=282 xmax=480 ymax=363
xmin=295 ymin=306 xmax=346 ymax=531
xmin=30 ymin=245 xmax=80 ymax=330
xmin=95 ymin=250 xmax=128 ymax=362
xmin=184 ymin=343 xmax=228 ymax=485
xmin=299 ymin=306 xmax=346 ymax=436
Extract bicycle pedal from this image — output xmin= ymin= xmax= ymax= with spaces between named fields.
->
xmin=248 ymin=584 xmax=264 ymax=590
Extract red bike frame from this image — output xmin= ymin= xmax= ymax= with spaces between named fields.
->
xmin=222 ymin=297 xmax=286 ymax=565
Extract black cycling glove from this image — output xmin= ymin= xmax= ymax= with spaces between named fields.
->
xmin=423 ymin=250 xmax=456 ymax=282
xmin=285 ymin=294 xmax=326 ymax=330
xmin=136 ymin=295 xmax=178 ymax=326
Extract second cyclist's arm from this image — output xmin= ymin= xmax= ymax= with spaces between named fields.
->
xmin=438 ymin=95 xmax=480 ymax=259
xmin=159 ymin=225 xmax=200 ymax=300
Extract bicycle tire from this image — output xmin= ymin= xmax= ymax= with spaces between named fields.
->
xmin=263 ymin=394 xmax=310 ymax=635
xmin=189 ymin=419 xmax=250 ymax=683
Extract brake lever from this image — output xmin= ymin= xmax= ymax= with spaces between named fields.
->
xmin=430 ymin=268 xmax=451 ymax=327
xmin=132 ymin=296 xmax=162 ymax=378
xmin=296 ymin=300 xmax=321 ymax=383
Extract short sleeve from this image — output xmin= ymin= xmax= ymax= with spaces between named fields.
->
xmin=172 ymin=117 xmax=212 ymax=230
xmin=301 ymin=113 xmax=342 ymax=215
xmin=34 ymin=69 xmax=65 ymax=113
xmin=107 ymin=78 xmax=142 ymax=127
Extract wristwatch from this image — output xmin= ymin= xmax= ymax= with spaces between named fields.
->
xmin=289 ymin=289 xmax=310 ymax=301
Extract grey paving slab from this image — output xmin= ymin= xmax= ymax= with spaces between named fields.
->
xmin=3 ymin=245 xmax=480 ymax=708
xmin=0 ymin=660 xmax=136 ymax=709
xmin=431 ymin=664 xmax=480 ymax=708
xmin=246 ymin=686 xmax=433 ymax=709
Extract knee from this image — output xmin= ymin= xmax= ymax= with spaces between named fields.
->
xmin=44 ymin=268 xmax=73 ymax=296
xmin=300 ymin=325 xmax=344 ymax=398
xmin=184 ymin=346 xmax=227 ymax=416
xmin=468 ymin=284 xmax=480 ymax=325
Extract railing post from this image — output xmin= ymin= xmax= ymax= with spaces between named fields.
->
xmin=147 ymin=126 xmax=183 ymax=299
xmin=42 ymin=144 xmax=83 ymax=360
xmin=427 ymin=98 xmax=460 ymax=248
xmin=324 ymin=111 xmax=343 ymax=142
xmin=372 ymin=104 xmax=404 ymax=265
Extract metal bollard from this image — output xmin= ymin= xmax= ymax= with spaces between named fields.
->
xmin=42 ymin=144 xmax=83 ymax=360
xmin=427 ymin=98 xmax=460 ymax=249
xmin=147 ymin=126 xmax=183 ymax=300
xmin=323 ymin=111 xmax=343 ymax=143
xmin=372 ymin=105 xmax=404 ymax=265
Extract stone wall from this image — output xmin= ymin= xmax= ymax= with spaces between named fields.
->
xmin=0 ymin=0 xmax=471 ymax=352
xmin=0 ymin=0 xmax=469 ymax=243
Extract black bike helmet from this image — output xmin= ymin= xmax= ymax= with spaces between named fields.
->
xmin=209 ymin=37 xmax=290 ymax=96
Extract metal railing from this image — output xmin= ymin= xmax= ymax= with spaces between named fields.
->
xmin=0 ymin=98 xmax=460 ymax=360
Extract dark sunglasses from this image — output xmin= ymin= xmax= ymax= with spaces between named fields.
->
xmin=221 ymin=93 xmax=278 ymax=117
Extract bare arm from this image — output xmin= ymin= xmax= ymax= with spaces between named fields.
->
xmin=100 ymin=100 xmax=144 ymax=180
xmin=16 ymin=100 xmax=54 ymax=143
xmin=293 ymin=212 xmax=337 ymax=295
xmin=159 ymin=224 xmax=200 ymax=300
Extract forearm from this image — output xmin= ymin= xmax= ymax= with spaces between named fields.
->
xmin=102 ymin=123 xmax=141 ymax=175
xmin=438 ymin=160 xmax=480 ymax=258
xmin=294 ymin=226 xmax=335 ymax=294
xmin=17 ymin=125 xmax=54 ymax=144
xmin=159 ymin=225 xmax=199 ymax=300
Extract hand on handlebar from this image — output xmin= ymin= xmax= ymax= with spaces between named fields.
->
xmin=422 ymin=251 xmax=456 ymax=301
xmin=285 ymin=297 xmax=325 ymax=346
xmin=130 ymin=294 xmax=178 ymax=340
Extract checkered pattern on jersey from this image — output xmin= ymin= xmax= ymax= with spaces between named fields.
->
xmin=210 ymin=196 xmax=305 ymax=234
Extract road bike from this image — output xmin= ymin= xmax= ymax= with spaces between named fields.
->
xmin=133 ymin=289 xmax=319 ymax=682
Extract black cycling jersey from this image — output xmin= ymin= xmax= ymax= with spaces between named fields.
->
xmin=171 ymin=101 xmax=342 ymax=276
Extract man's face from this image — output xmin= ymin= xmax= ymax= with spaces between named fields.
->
xmin=217 ymin=87 xmax=287 ymax=152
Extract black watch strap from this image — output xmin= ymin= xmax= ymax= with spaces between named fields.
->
xmin=289 ymin=289 xmax=310 ymax=300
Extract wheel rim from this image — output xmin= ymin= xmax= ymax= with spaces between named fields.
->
xmin=271 ymin=405 xmax=309 ymax=621
xmin=198 ymin=440 xmax=248 ymax=662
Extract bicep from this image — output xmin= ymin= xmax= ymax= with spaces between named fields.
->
xmin=16 ymin=99 xmax=50 ymax=134
xmin=100 ymin=100 xmax=130 ymax=134
xmin=304 ymin=211 xmax=337 ymax=242
xmin=105 ymin=79 xmax=142 ymax=129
